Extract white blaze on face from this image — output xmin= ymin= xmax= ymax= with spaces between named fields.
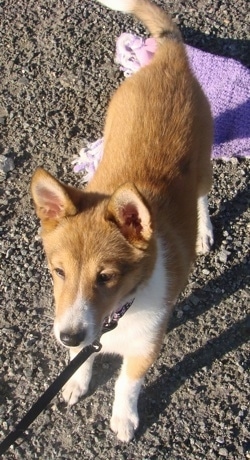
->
xmin=53 ymin=290 xmax=95 ymax=346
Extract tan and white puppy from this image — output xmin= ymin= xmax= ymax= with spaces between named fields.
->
xmin=31 ymin=0 xmax=213 ymax=442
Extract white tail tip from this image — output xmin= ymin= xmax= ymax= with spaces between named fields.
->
xmin=97 ymin=0 xmax=135 ymax=13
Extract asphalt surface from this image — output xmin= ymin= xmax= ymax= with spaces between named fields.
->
xmin=0 ymin=0 xmax=249 ymax=459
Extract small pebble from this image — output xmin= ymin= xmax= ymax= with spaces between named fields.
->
xmin=218 ymin=447 xmax=228 ymax=457
xmin=0 ymin=155 xmax=15 ymax=174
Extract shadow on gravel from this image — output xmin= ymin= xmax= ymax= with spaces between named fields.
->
xmin=172 ymin=258 xmax=249 ymax=331
xmin=137 ymin=313 xmax=250 ymax=439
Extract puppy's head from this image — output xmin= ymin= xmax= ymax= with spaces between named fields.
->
xmin=31 ymin=168 xmax=156 ymax=349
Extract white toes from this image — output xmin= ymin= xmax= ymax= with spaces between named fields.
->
xmin=62 ymin=378 xmax=89 ymax=406
xmin=62 ymin=351 xmax=95 ymax=406
xmin=110 ymin=412 xmax=139 ymax=442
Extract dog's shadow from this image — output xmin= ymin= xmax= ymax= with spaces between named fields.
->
xmin=137 ymin=313 xmax=249 ymax=439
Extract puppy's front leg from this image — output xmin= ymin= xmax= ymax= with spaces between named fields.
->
xmin=62 ymin=348 xmax=95 ymax=406
xmin=111 ymin=354 xmax=156 ymax=442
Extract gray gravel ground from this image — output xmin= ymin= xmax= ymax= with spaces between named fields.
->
xmin=0 ymin=0 xmax=249 ymax=459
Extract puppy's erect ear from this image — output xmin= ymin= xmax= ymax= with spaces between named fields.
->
xmin=31 ymin=168 xmax=82 ymax=228
xmin=106 ymin=183 xmax=153 ymax=250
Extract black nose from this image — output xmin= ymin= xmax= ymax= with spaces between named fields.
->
xmin=60 ymin=330 xmax=86 ymax=347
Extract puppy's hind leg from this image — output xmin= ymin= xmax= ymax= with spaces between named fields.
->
xmin=196 ymin=195 xmax=214 ymax=254
xmin=196 ymin=126 xmax=213 ymax=254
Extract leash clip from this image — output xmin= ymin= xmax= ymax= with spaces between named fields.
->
xmin=91 ymin=340 xmax=103 ymax=351
xmin=101 ymin=320 xmax=118 ymax=334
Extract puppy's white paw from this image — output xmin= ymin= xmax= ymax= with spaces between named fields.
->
xmin=62 ymin=378 xmax=89 ymax=406
xmin=196 ymin=221 xmax=214 ymax=254
xmin=110 ymin=411 xmax=139 ymax=442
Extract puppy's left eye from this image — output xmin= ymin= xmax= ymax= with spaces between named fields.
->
xmin=97 ymin=272 xmax=114 ymax=284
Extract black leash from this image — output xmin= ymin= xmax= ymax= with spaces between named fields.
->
xmin=0 ymin=298 xmax=134 ymax=457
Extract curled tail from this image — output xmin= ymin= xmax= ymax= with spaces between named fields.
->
xmin=98 ymin=0 xmax=182 ymax=44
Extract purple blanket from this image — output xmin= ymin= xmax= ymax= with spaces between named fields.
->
xmin=186 ymin=45 xmax=250 ymax=160
xmin=73 ymin=34 xmax=250 ymax=179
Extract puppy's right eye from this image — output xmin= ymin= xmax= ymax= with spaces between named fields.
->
xmin=97 ymin=272 xmax=114 ymax=284
xmin=54 ymin=268 xmax=65 ymax=279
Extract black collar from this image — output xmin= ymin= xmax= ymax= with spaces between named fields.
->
xmin=101 ymin=298 xmax=135 ymax=333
